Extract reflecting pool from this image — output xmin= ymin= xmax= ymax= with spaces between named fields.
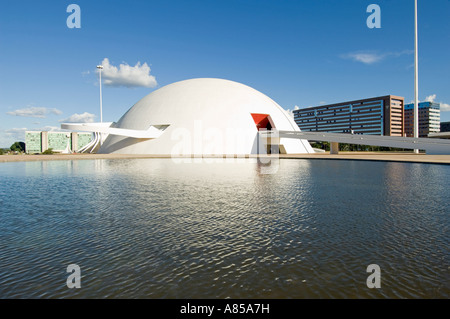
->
xmin=0 ymin=158 xmax=448 ymax=298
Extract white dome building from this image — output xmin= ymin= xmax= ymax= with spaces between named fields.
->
xmin=64 ymin=78 xmax=314 ymax=155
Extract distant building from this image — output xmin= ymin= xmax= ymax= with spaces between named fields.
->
xmin=293 ymin=95 xmax=404 ymax=136
xmin=440 ymin=121 xmax=450 ymax=133
xmin=25 ymin=131 xmax=93 ymax=154
xmin=404 ymin=102 xmax=440 ymax=137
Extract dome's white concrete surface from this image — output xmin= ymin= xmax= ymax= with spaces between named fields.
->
xmin=98 ymin=78 xmax=314 ymax=155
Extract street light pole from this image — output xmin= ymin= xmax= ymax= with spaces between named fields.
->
xmin=414 ymin=0 xmax=419 ymax=153
xmin=97 ymin=65 xmax=103 ymax=123
xmin=96 ymin=65 xmax=104 ymax=147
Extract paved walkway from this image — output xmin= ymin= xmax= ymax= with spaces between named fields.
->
xmin=1 ymin=152 xmax=450 ymax=164
xmin=279 ymin=152 xmax=450 ymax=165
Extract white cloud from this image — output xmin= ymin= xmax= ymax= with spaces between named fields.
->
xmin=440 ymin=103 xmax=450 ymax=112
xmin=284 ymin=106 xmax=300 ymax=119
xmin=344 ymin=52 xmax=384 ymax=64
xmin=98 ymin=58 xmax=157 ymax=88
xmin=6 ymin=107 xmax=63 ymax=118
xmin=5 ymin=127 xmax=27 ymax=137
xmin=342 ymin=50 xmax=413 ymax=65
xmin=422 ymin=94 xmax=450 ymax=111
xmin=2 ymin=128 xmax=28 ymax=145
xmin=5 ymin=126 xmax=60 ymax=135
xmin=60 ymin=112 xmax=96 ymax=123
xmin=284 ymin=109 xmax=294 ymax=119
xmin=40 ymin=126 xmax=61 ymax=131
xmin=425 ymin=94 xmax=436 ymax=102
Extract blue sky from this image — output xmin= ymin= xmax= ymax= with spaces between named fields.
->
xmin=1 ymin=0 xmax=449 ymax=147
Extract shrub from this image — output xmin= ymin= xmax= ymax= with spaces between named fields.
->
xmin=42 ymin=148 xmax=54 ymax=155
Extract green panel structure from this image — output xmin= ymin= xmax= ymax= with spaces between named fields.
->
xmin=48 ymin=132 xmax=71 ymax=152
xmin=25 ymin=131 xmax=93 ymax=153
xmin=25 ymin=132 xmax=42 ymax=154
xmin=77 ymin=133 xmax=93 ymax=151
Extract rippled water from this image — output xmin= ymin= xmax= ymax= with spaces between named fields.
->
xmin=0 ymin=158 xmax=448 ymax=298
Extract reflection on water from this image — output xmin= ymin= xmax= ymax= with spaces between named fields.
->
xmin=0 ymin=159 xmax=448 ymax=298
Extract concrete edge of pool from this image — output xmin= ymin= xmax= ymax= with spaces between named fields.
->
xmin=1 ymin=152 xmax=450 ymax=165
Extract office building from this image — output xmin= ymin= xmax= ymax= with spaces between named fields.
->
xmin=440 ymin=121 xmax=450 ymax=133
xmin=404 ymin=102 xmax=440 ymax=137
xmin=293 ymin=95 xmax=405 ymax=136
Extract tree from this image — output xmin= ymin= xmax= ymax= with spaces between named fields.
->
xmin=0 ymin=148 xmax=4 ymax=155
xmin=42 ymin=148 xmax=54 ymax=155
xmin=10 ymin=141 xmax=25 ymax=152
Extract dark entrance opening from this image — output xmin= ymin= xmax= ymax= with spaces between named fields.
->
xmin=250 ymin=113 xmax=282 ymax=154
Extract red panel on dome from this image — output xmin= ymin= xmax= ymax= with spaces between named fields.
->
xmin=251 ymin=113 xmax=272 ymax=131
